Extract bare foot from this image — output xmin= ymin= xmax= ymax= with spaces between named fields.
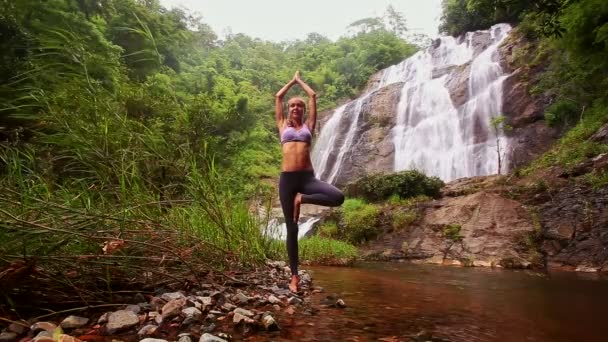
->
xmin=293 ymin=193 xmax=302 ymax=223
xmin=289 ymin=275 xmax=300 ymax=293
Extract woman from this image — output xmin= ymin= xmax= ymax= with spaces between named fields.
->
xmin=275 ymin=71 xmax=345 ymax=293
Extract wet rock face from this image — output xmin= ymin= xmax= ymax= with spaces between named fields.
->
xmin=498 ymin=32 xmax=559 ymax=169
xmin=443 ymin=63 xmax=470 ymax=107
xmin=541 ymin=185 xmax=608 ymax=271
xmin=590 ymin=123 xmax=608 ymax=144
xmin=362 ymin=177 xmax=540 ymax=268
xmin=331 ymin=83 xmax=402 ymax=187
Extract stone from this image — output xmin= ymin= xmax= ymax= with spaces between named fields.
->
xmin=139 ymin=339 xmax=167 ymax=342
xmin=575 ymin=265 xmax=600 ymax=273
xmin=203 ymin=323 xmax=217 ymax=333
xmin=178 ymin=336 xmax=192 ymax=342
xmin=35 ymin=331 xmax=52 ymax=339
xmin=161 ymin=298 xmax=187 ymax=320
xmin=30 ymin=322 xmax=57 ymax=334
xmin=336 ymin=299 xmax=346 ymax=308
xmin=125 ymin=305 xmax=141 ymax=314
xmin=7 ymin=323 xmax=27 ymax=335
xmin=287 ymin=297 xmax=302 ymax=305
xmin=197 ymin=296 xmax=213 ymax=307
xmin=149 ymin=297 xmax=165 ymax=311
xmin=232 ymin=313 xmax=254 ymax=324
xmin=298 ymin=271 xmax=312 ymax=283
xmin=160 ymin=292 xmax=185 ymax=302
xmin=57 ymin=335 xmax=83 ymax=342
xmin=199 ymin=334 xmax=227 ymax=342
xmin=233 ymin=308 xmax=254 ymax=317
xmin=32 ymin=336 xmax=54 ymax=342
xmin=221 ymin=303 xmax=236 ymax=312
xmin=106 ymin=310 xmax=140 ymax=334
xmin=134 ymin=292 xmax=146 ymax=303
xmin=233 ymin=293 xmax=249 ymax=304
xmin=0 ymin=332 xmax=17 ymax=342
xmin=590 ymin=123 xmax=608 ymax=143
xmin=267 ymin=295 xmax=281 ymax=305
xmin=98 ymin=312 xmax=111 ymax=324
xmin=137 ymin=325 xmax=157 ymax=336
xmin=261 ymin=314 xmax=279 ymax=331
xmin=181 ymin=307 xmax=203 ymax=320
xmin=60 ymin=316 xmax=89 ymax=329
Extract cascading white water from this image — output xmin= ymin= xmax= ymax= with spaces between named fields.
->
xmin=393 ymin=24 xmax=512 ymax=180
xmin=312 ymin=59 xmax=411 ymax=183
xmin=312 ymin=23 xmax=513 ymax=183
xmin=264 ymin=217 xmax=320 ymax=241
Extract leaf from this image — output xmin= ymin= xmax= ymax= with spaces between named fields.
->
xmin=52 ymin=326 xmax=64 ymax=341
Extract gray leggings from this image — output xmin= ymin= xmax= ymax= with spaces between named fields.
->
xmin=279 ymin=170 xmax=345 ymax=276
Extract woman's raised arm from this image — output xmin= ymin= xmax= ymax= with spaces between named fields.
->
xmin=294 ymin=71 xmax=317 ymax=134
xmin=275 ymin=77 xmax=296 ymax=130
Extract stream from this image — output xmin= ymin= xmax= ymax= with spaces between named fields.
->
xmin=277 ymin=262 xmax=608 ymax=341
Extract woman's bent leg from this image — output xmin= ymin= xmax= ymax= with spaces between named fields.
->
xmin=300 ymin=176 xmax=345 ymax=207
xmin=279 ymin=173 xmax=300 ymax=276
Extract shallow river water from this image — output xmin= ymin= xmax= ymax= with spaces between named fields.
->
xmin=274 ymin=262 xmax=608 ymax=342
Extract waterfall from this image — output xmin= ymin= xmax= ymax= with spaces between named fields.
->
xmin=312 ymin=23 xmax=513 ymax=183
xmin=264 ymin=217 xmax=320 ymax=241
xmin=311 ymin=59 xmax=411 ymax=183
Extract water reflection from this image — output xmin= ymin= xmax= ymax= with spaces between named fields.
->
xmin=279 ymin=263 xmax=607 ymax=341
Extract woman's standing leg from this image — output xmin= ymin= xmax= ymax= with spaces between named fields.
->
xmin=278 ymin=172 xmax=300 ymax=291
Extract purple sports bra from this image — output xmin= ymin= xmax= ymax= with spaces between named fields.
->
xmin=281 ymin=124 xmax=312 ymax=145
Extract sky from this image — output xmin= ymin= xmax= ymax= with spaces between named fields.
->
xmin=159 ymin=0 xmax=443 ymax=42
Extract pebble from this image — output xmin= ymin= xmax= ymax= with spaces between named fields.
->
xmin=106 ymin=310 xmax=140 ymax=334
xmin=9 ymin=261 xmax=314 ymax=342
xmin=137 ymin=325 xmax=158 ymax=336
xmin=199 ymin=333 xmax=227 ymax=342
xmin=8 ymin=323 xmax=27 ymax=335
xmin=0 ymin=332 xmax=17 ymax=342
xmin=60 ymin=315 xmax=89 ymax=329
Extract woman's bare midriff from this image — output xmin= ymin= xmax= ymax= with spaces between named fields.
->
xmin=281 ymin=142 xmax=313 ymax=172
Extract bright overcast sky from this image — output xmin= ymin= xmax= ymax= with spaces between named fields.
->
xmin=159 ymin=0 xmax=443 ymax=42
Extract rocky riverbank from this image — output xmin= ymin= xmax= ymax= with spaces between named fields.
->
xmin=0 ymin=261 xmax=347 ymax=342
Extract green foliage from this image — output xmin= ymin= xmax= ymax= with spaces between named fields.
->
xmin=582 ymin=170 xmax=608 ymax=189
xmin=524 ymin=102 xmax=608 ymax=173
xmin=490 ymin=116 xmax=512 ymax=132
xmin=387 ymin=194 xmax=432 ymax=206
xmin=439 ymin=0 xmax=572 ymax=37
xmin=443 ymin=223 xmax=463 ymax=242
xmin=345 ymin=170 xmax=444 ymax=202
xmin=299 ymin=236 xmax=358 ymax=264
xmin=0 ymin=0 xmax=422 ymax=287
xmin=391 ymin=210 xmax=417 ymax=230
xmin=544 ymin=100 xmax=581 ymax=126
xmin=340 ymin=199 xmax=381 ymax=244
xmin=318 ymin=221 xmax=338 ymax=238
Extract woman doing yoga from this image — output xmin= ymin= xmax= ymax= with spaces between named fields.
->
xmin=275 ymin=71 xmax=345 ymax=293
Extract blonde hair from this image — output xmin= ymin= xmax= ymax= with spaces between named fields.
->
xmin=287 ymin=97 xmax=306 ymax=127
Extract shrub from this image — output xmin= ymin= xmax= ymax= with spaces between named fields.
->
xmin=391 ymin=210 xmax=417 ymax=230
xmin=544 ymin=100 xmax=581 ymax=126
xmin=340 ymin=198 xmax=380 ymax=244
xmin=443 ymin=223 xmax=463 ymax=242
xmin=344 ymin=170 xmax=444 ymax=202
xmin=318 ymin=221 xmax=338 ymax=238
xmin=299 ymin=236 xmax=358 ymax=264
